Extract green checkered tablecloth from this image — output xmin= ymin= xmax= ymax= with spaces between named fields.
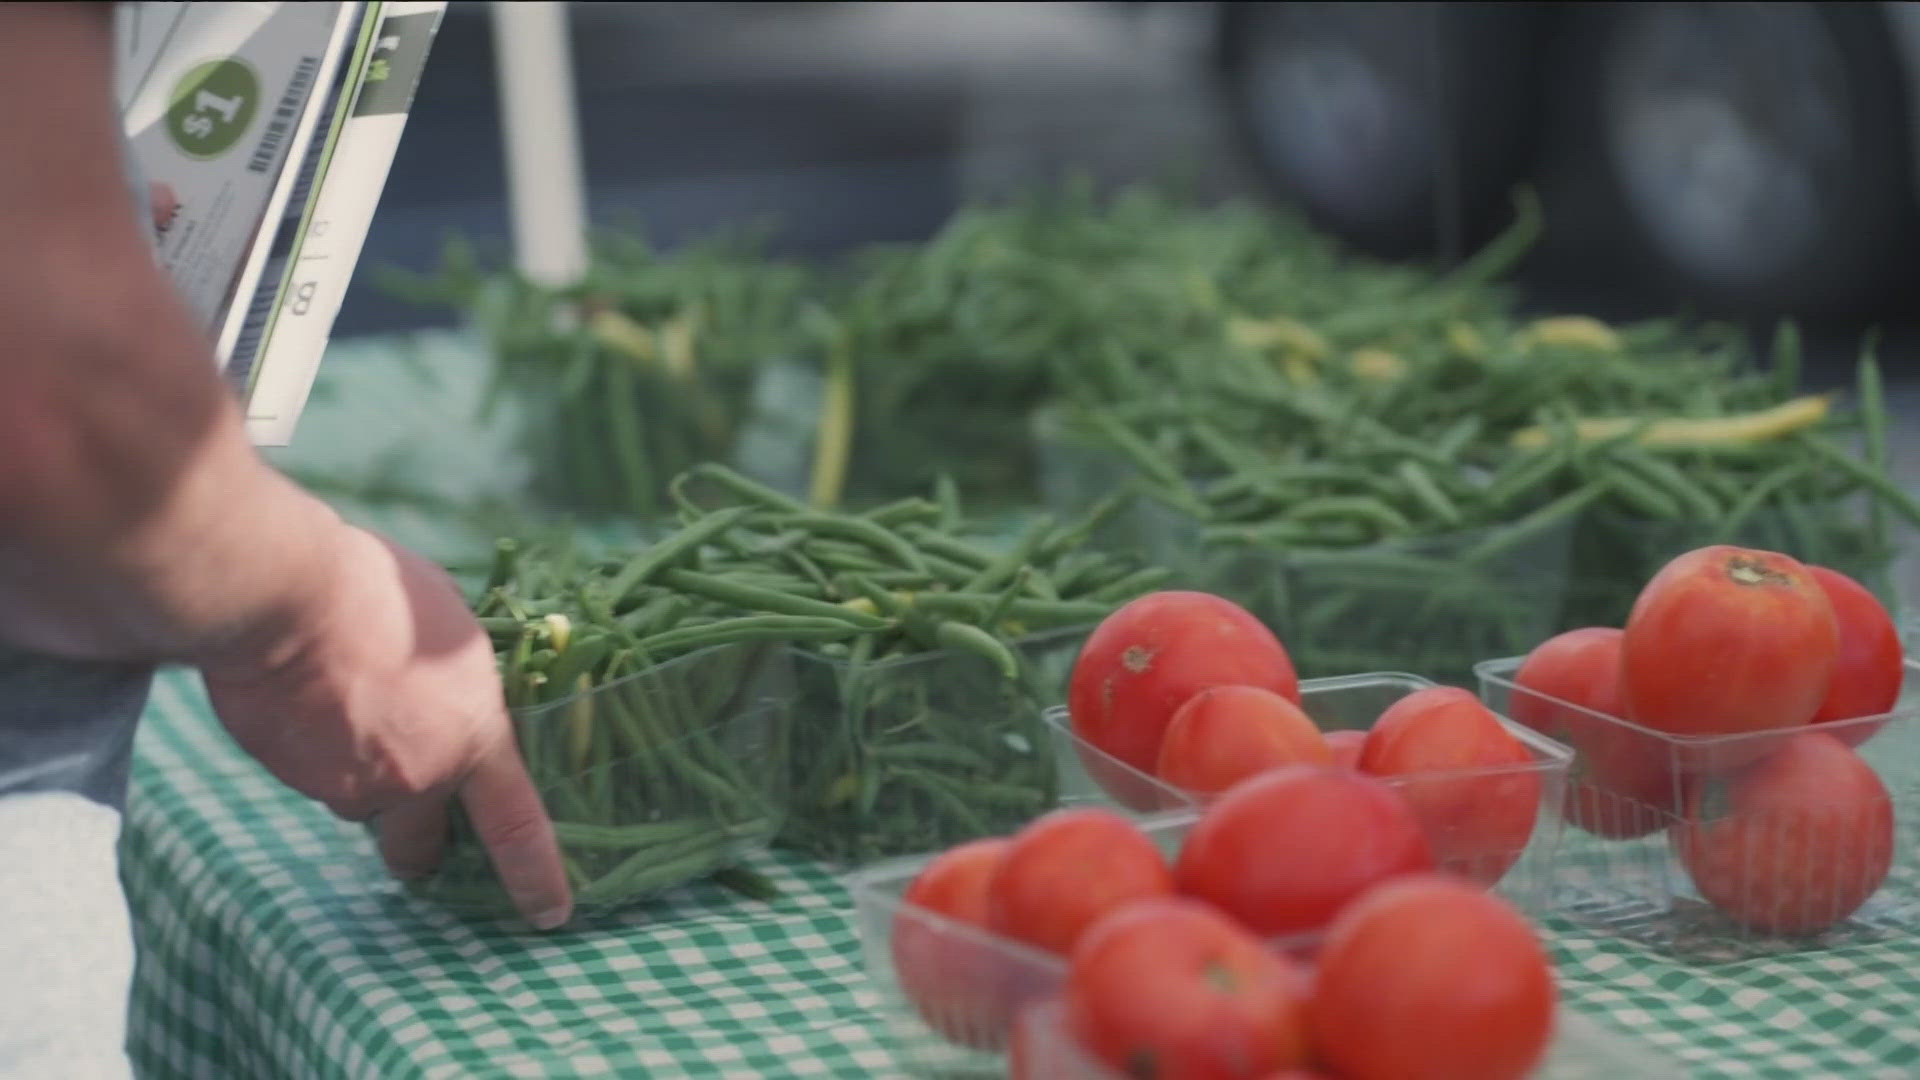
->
xmin=120 ymin=668 xmax=1920 ymax=1080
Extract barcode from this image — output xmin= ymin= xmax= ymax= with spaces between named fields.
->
xmin=247 ymin=55 xmax=320 ymax=174
xmin=223 ymin=251 xmax=286 ymax=392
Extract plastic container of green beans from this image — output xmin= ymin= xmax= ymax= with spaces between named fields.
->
xmin=405 ymin=640 xmax=793 ymax=919
xmin=778 ymin=635 xmax=1194 ymax=866
xmin=1214 ymin=512 xmax=1580 ymax=686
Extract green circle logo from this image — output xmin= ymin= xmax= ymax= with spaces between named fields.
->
xmin=166 ymin=58 xmax=260 ymax=159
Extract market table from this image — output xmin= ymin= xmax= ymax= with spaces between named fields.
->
xmin=120 ymin=667 xmax=1920 ymax=1080
xmin=113 ymin=331 xmax=1920 ymax=1078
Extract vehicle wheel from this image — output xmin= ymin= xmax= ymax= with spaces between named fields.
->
xmin=1218 ymin=2 xmax=1545 ymax=258
xmin=1595 ymin=2 xmax=1916 ymax=314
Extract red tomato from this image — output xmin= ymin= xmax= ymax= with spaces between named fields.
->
xmin=1067 ymin=897 xmax=1310 ymax=1079
xmin=1511 ymin=628 xmax=1673 ymax=839
xmin=1156 ymin=686 xmax=1332 ymax=797
xmin=892 ymin=839 xmax=1019 ymax=1049
xmin=1310 ymin=874 xmax=1556 ymax=1080
xmin=1070 ymin=592 xmax=1299 ymax=798
xmin=1622 ymin=546 xmax=1837 ymax=743
xmin=1357 ymin=687 xmax=1540 ymax=886
xmin=1323 ymin=729 xmax=1368 ymax=771
xmin=1174 ymin=766 xmax=1434 ymax=938
xmin=1807 ymin=565 xmax=1904 ymax=746
xmin=1672 ymin=731 xmax=1893 ymax=935
xmin=988 ymin=808 xmax=1174 ymax=956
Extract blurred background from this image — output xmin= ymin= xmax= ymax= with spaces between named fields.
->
xmin=349 ymin=1 xmax=1920 ymax=353
xmin=289 ymin=0 xmax=1920 ymax=665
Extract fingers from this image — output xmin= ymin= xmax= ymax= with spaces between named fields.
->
xmin=460 ymin=737 xmax=572 ymax=930
xmin=376 ymin=796 xmax=448 ymax=881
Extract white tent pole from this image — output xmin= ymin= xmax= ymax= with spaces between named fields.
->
xmin=491 ymin=0 xmax=590 ymax=286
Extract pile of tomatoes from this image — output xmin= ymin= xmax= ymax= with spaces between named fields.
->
xmin=895 ymin=800 xmax=1556 ymax=1079
xmin=891 ymin=590 xmax=1562 ymax=1079
xmin=1068 ymin=591 xmax=1546 ymax=886
xmin=1511 ymin=545 xmax=1905 ymax=935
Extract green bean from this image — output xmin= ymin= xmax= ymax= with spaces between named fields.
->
xmin=707 ymin=865 xmax=782 ymax=902
xmin=655 ymin=569 xmax=887 ymax=628
xmin=932 ymin=621 xmax=1021 ymax=679
xmin=862 ymin=498 xmax=941 ymax=527
xmin=1281 ymin=495 xmax=1414 ymax=537
xmin=1773 ymin=321 xmax=1801 ymax=396
xmin=1859 ymin=346 xmax=1889 ymax=541
xmin=1612 ymin=449 xmax=1722 ymax=520
xmin=1799 ymin=434 xmax=1920 ymax=527
xmin=1718 ymin=461 xmax=1812 ymax=538
xmin=773 ymin=513 xmax=929 ymax=575
xmin=1455 ymin=482 xmax=1605 ymax=566
xmin=962 ymin=514 xmax=1054 ymax=594
xmin=602 ymin=357 xmax=655 ymax=516
xmin=606 ymin=506 xmax=755 ymax=601
xmin=630 ymin=616 xmax=868 ymax=656
xmin=1598 ymin=464 xmax=1685 ymax=520
xmin=890 ymin=768 xmax=994 ymax=838
xmin=484 ymin=538 xmax=519 ymax=593
xmin=1084 ymin=566 xmax=1174 ymax=604
xmin=676 ymin=462 xmax=807 ymax=514
xmin=1395 ymin=461 xmax=1462 ymax=527
xmin=1483 ymin=442 xmax=1568 ymax=509
xmin=871 ymin=741 xmax=997 ymax=772
xmin=906 ymin=594 xmax=1114 ymax=624
xmin=898 ymin=526 xmax=994 ymax=569
xmin=574 ymin=833 xmax=738 ymax=905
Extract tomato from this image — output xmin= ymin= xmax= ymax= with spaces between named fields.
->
xmin=1511 ymin=628 xmax=1672 ymax=839
xmin=1622 ymin=546 xmax=1837 ymax=743
xmin=1174 ymin=766 xmax=1434 ymax=938
xmin=1309 ymin=874 xmax=1556 ymax=1080
xmin=1807 ymin=565 xmax=1904 ymax=747
xmin=892 ymin=839 xmax=1018 ymax=1049
xmin=1070 ymin=592 xmax=1300 ymax=800
xmin=988 ymin=808 xmax=1174 ymax=956
xmin=1323 ymin=729 xmax=1368 ymax=771
xmin=1357 ymin=687 xmax=1540 ymax=886
xmin=1156 ymin=685 xmax=1332 ymax=797
xmin=1066 ymin=897 xmax=1310 ymax=1080
xmin=1672 ymin=731 xmax=1893 ymax=935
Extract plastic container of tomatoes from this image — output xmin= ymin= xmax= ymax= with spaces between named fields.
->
xmin=1010 ymin=997 xmax=1682 ymax=1080
xmin=1477 ymin=652 xmax=1920 ymax=959
xmin=845 ymin=813 xmax=1197 ymax=1076
xmin=1046 ymin=672 xmax=1575 ymax=914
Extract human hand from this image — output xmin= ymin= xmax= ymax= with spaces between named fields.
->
xmin=200 ymin=526 xmax=572 ymax=929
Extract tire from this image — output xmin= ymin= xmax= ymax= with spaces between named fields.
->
xmin=1594 ymin=2 xmax=1916 ymax=314
xmin=1217 ymin=2 xmax=1547 ymax=259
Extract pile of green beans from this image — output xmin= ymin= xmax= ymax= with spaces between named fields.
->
xmin=446 ymin=464 xmax=1167 ymax=900
xmin=383 ymin=231 xmax=814 ymax=520
xmin=1049 ymin=324 xmax=1914 ymax=683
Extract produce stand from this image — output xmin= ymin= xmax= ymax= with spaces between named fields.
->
xmin=128 ymin=171 xmax=1920 ymax=1076
xmin=122 ymin=667 xmax=1920 ymax=1078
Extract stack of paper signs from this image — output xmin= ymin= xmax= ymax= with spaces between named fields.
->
xmin=115 ymin=1 xmax=448 ymax=445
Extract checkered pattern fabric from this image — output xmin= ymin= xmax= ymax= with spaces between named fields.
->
xmin=123 ymin=671 xmax=895 ymax=1080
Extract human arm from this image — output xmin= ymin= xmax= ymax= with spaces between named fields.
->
xmin=0 ymin=4 xmax=570 ymax=927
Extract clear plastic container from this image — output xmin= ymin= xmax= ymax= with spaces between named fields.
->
xmin=779 ymin=636 xmax=1188 ymax=865
xmin=1477 ymin=653 xmax=1920 ymax=959
xmin=1011 ymin=997 xmax=1684 ymax=1080
xmin=406 ymin=641 xmax=792 ymax=919
xmin=1211 ymin=518 xmax=1578 ymax=687
xmin=845 ymin=814 xmax=1195 ymax=1075
xmin=1046 ymin=672 xmax=1574 ymax=912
